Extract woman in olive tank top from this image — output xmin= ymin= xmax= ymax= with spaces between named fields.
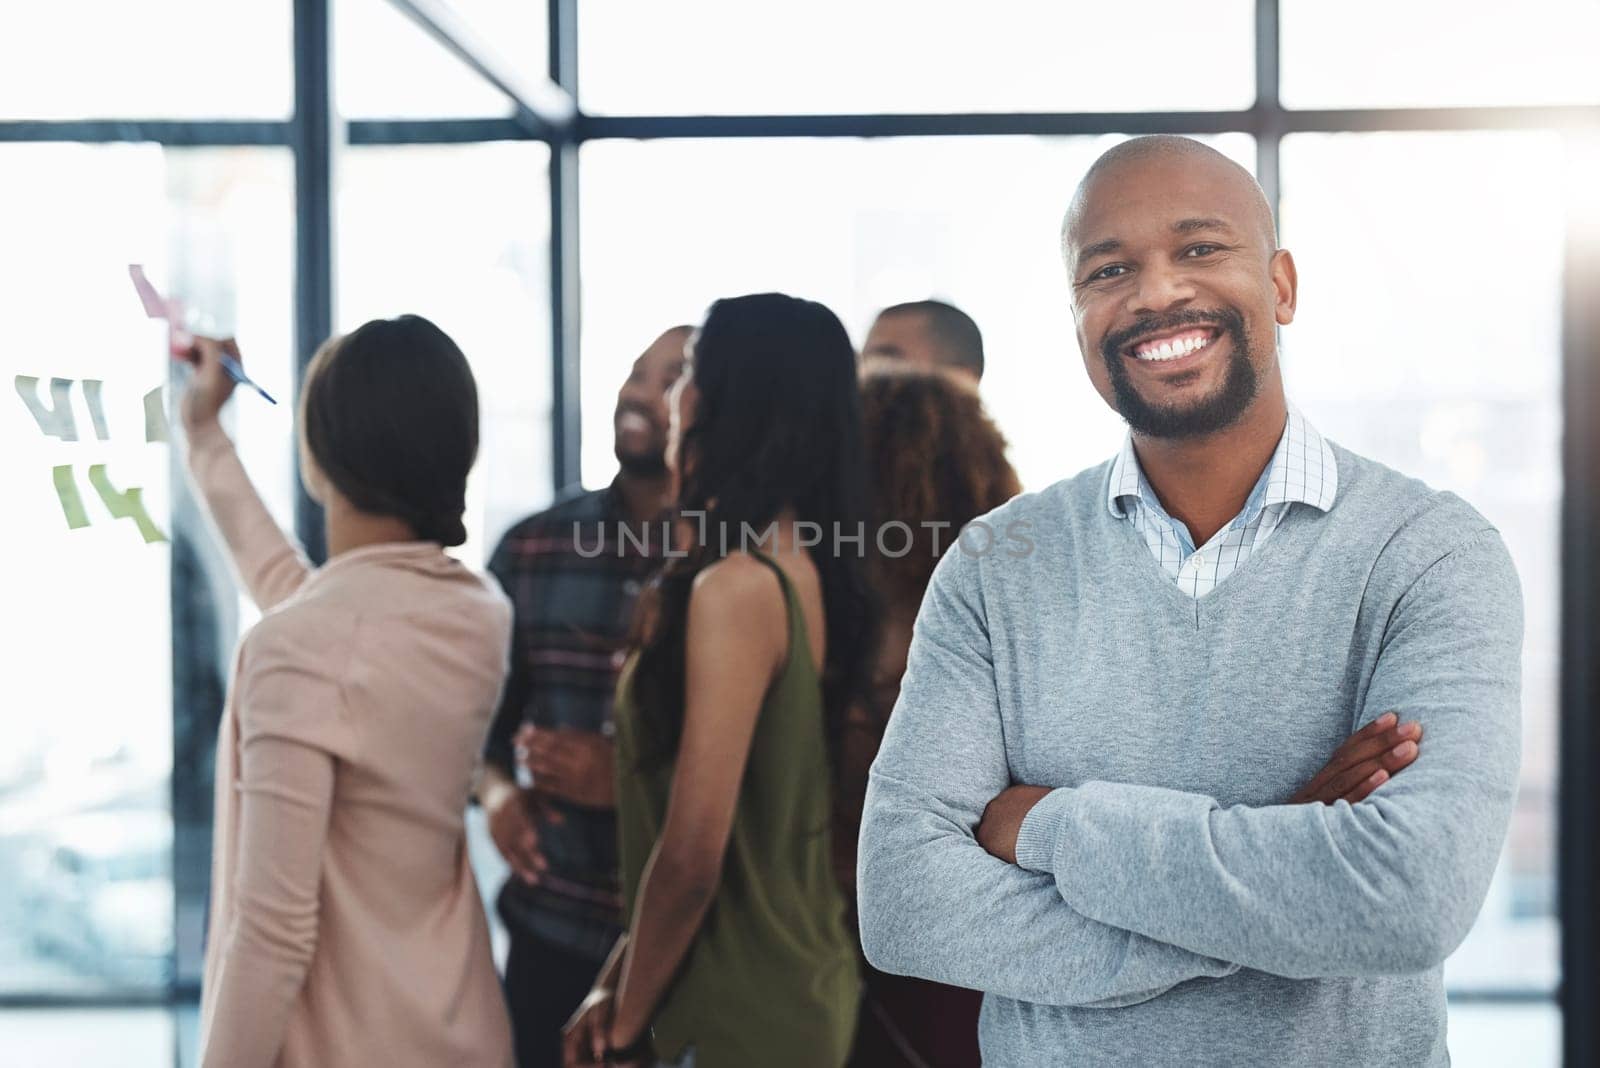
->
xmin=563 ymin=294 xmax=878 ymax=1068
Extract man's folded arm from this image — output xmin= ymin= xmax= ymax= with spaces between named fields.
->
xmin=1015 ymin=528 xmax=1523 ymax=979
xmin=857 ymin=545 xmax=1239 ymax=1008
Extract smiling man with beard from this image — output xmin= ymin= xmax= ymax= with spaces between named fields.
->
xmin=856 ymin=136 xmax=1524 ymax=1066
xmin=477 ymin=326 xmax=688 ymax=1068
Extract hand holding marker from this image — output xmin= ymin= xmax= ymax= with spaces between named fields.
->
xmin=128 ymin=265 xmax=277 ymax=405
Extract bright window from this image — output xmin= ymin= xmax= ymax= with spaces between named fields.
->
xmin=1280 ymin=130 xmax=1563 ymax=993
xmin=579 ymin=133 xmax=1254 ymax=491
xmin=0 ymin=144 xmax=294 ymax=995
xmin=336 ymin=142 xmax=555 ymax=566
xmin=578 ymin=0 xmax=1256 ymax=115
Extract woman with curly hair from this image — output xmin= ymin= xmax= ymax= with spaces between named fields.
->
xmin=843 ymin=364 xmax=1022 ymax=1068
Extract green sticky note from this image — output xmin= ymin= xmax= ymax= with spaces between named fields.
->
xmin=52 ymin=465 xmax=91 ymax=529
xmin=144 ymin=386 xmax=170 ymax=443
xmin=87 ymin=464 xmax=168 ymax=544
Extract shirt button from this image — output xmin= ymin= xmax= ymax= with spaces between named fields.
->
xmin=611 ymin=649 xmax=627 ymax=668
xmin=622 ymin=579 xmax=641 ymax=596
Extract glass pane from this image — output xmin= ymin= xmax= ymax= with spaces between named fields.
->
xmin=0 ymin=1 xmax=290 ymax=119
xmin=336 ymin=143 xmax=553 ymax=568
xmin=1281 ymin=0 xmax=1600 ymax=108
xmin=1447 ymin=1002 xmax=1560 ymax=1067
xmin=338 ymin=0 xmax=545 ymax=119
xmin=1281 ymin=130 xmax=1562 ymax=992
xmin=579 ymin=1 xmax=1255 ymax=115
xmin=0 ymin=1008 xmax=176 ymax=1067
xmin=0 ymin=144 xmax=294 ymax=995
xmin=579 ymin=133 xmax=1255 ymax=490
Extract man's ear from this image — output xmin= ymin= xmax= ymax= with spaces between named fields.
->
xmin=1271 ymin=248 xmax=1298 ymax=326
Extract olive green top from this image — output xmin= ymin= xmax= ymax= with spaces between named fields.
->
xmin=614 ymin=551 xmax=860 ymax=1068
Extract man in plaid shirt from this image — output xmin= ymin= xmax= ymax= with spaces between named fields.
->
xmin=478 ymin=326 xmax=688 ymax=1068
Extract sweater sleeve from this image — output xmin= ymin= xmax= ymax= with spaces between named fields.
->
xmin=199 ymin=615 xmax=356 ymax=1068
xmin=185 ymin=421 xmax=312 ymax=612
xmin=857 ymin=542 xmax=1240 ymax=1007
xmin=1014 ymin=527 xmax=1523 ymax=978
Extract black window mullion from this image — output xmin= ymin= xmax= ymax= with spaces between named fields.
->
xmin=549 ymin=0 xmax=581 ymax=494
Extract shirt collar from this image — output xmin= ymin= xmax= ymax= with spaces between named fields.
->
xmin=1107 ymin=406 xmax=1339 ymax=521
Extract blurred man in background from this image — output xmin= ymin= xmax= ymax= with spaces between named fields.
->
xmin=861 ymin=299 xmax=985 ymax=386
xmin=478 ymin=326 xmax=688 ymax=1068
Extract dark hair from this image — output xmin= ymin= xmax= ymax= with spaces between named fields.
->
xmin=879 ymin=299 xmax=985 ymax=379
xmin=631 ymin=293 xmax=878 ymax=776
xmin=301 ymin=314 xmax=479 ymax=547
xmin=860 ymin=364 xmax=1020 ymax=605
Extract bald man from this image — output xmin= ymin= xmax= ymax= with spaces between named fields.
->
xmin=858 ymin=136 xmax=1522 ymax=1066
xmin=479 ymin=327 xmax=688 ymax=1068
xmin=862 ymin=299 xmax=985 ymax=385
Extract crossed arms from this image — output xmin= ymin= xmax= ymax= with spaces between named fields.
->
xmin=856 ymin=528 xmax=1522 ymax=1005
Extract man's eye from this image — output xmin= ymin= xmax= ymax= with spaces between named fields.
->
xmin=1185 ymin=244 xmax=1221 ymax=258
xmin=1089 ymin=264 xmax=1128 ymax=281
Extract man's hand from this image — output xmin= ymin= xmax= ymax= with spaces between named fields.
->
xmin=517 ymin=725 xmax=617 ymax=809
xmin=483 ymin=778 xmax=561 ymax=885
xmin=977 ymin=785 xmax=1053 ymax=865
xmin=1289 ymin=711 xmax=1423 ymax=805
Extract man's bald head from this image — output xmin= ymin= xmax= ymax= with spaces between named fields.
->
xmin=1059 ymin=134 xmax=1296 ymax=442
xmin=862 ymin=300 xmax=985 ymax=384
xmin=1063 ymin=136 xmax=1277 ymax=268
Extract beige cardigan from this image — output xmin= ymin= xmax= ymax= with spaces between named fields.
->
xmin=189 ymin=424 xmax=514 ymax=1068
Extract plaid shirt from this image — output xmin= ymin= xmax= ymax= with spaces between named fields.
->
xmin=484 ymin=479 xmax=661 ymax=961
xmin=1108 ymin=407 xmax=1340 ymax=598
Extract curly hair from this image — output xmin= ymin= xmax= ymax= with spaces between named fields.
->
xmin=859 ymin=365 xmax=1021 ymax=606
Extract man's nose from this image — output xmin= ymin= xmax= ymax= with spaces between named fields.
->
xmin=1128 ymin=261 xmax=1196 ymax=318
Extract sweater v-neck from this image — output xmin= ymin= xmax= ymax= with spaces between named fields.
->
xmin=1095 ymin=452 xmax=1341 ymax=630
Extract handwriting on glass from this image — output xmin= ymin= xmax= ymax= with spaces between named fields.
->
xmin=15 ymin=374 xmax=168 ymax=543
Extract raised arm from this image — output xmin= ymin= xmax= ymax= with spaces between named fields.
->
xmin=1013 ymin=528 xmax=1523 ymax=978
xmin=199 ymin=617 xmax=353 ymax=1068
xmin=182 ymin=338 xmax=311 ymax=612
xmin=857 ymin=544 xmax=1238 ymax=1007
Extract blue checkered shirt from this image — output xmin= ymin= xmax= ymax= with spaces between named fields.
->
xmin=1108 ymin=408 xmax=1339 ymax=598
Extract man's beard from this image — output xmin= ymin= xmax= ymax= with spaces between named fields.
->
xmin=1100 ymin=307 xmax=1259 ymax=440
xmin=617 ymin=448 xmax=667 ymax=478
xmin=615 ymin=402 xmax=668 ymax=477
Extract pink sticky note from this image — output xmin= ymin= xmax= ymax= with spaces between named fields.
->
xmin=128 ymin=265 xmax=167 ymax=319
xmin=128 ymin=265 xmax=195 ymax=362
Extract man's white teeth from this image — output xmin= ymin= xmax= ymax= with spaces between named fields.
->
xmin=1135 ymin=334 xmax=1211 ymax=362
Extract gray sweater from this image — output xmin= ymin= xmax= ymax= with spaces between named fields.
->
xmin=857 ymin=444 xmax=1523 ymax=1067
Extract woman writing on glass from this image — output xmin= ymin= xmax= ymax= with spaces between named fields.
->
xmin=182 ymin=318 xmax=514 ymax=1067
